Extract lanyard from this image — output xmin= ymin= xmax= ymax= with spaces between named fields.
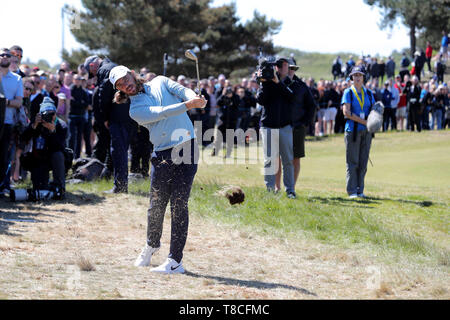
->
xmin=351 ymin=85 xmax=364 ymax=111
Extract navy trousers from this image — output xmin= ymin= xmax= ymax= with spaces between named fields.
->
xmin=109 ymin=121 xmax=135 ymax=192
xmin=69 ymin=115 xmax=85 ymax=159
xmin=146 ymin=139 xmax=198 ymax=263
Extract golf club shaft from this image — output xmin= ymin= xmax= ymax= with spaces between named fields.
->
xmin=195 ymin=61 xmax=200 ymax=94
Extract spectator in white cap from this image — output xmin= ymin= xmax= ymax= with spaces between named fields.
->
xmin=341 ymin=65 xmax=376 ymax=199
xmin=177 ymin=75 xmax=187 ymax=87
xmin=110 ymin=65 xmax=207 ymax=274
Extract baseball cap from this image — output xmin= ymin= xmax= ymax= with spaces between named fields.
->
xmin=349 ymin=66 xmax=366 ymax=77
xmin=83 ymin=55 xmax=99 ymax=74
xmin=177 ymin=75 xmax=186 ymax=81
xmin=275 ymin=57 xmax=289 ymax=67
xmin=39 ymin=97 xmax=57 ymax=113
xmin=288 ymin=58 xmax=299 ymax=70
xmin=109 ymin=65 xmax=131 ymax=89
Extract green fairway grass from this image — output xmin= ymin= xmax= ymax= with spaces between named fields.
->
xmin=69 ymin=130 xmax=450 ymax=266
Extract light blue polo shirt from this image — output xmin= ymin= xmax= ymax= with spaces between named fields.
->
xmin=129 ymin=76 xmax=197 ymax=152
xmin=341 ymin=86 xmax=376 ymax=132
xmin=1 ymin=71 xmax=23 ymax=124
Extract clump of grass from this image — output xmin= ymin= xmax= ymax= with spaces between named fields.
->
xmin=375 ymin=282 xmax=394 ymax=298
xmin=77 ymin=256 xmax=96 ymax=272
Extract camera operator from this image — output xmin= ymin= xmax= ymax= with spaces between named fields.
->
xmin=256 ymin=57 xmax=296 ymax=199
xmin=21 ymin=98 xmax=67 ymax=198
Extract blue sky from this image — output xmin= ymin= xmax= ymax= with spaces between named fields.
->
xmin=2 ymin=0 xmax=410 ymax=66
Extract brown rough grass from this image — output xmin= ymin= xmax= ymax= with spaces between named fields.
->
xmin=0 ymin=192 xmax=448 ymax=299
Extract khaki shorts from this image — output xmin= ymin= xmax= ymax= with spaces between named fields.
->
xmin=396 ymin=107 xmax=407 ymax=118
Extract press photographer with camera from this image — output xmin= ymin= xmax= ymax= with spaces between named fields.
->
xmin=20 ymin=97 xmax=67 ymax=198
xmin=256 ymin=57 xmax=296 ymax=199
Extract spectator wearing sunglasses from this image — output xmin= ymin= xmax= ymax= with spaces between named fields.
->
xmin=9 ymin=46 xmax=26 ymax=78
xmin=0 ymin=48 xmax=23 ymax=194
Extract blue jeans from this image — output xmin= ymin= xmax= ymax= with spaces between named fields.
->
xmin=431 ymin=109 xmax=443 ymax=130
xmin=69 ymin=116 xmax=85 ymax=159
xmin=146 ymin=139 xmax=198 ymax=263
xmin=422 ymin=106 xmax=431 ymax=130
xmin=109 ymin=122 xmax=134 ymax=192
xmin=260 ymin=126 xmax=295 ymax=194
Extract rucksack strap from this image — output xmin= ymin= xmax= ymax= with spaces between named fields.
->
xmin=348 ymin=87 xmax=373 ymax=142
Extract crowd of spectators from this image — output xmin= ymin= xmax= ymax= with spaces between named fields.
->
xmin=0 ymin=41 xmax=448 ymax=199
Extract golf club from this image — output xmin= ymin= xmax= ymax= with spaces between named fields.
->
xmin=185 ymin=49 xmax=200 ymax=94
xmin=163 ymin=53 xmax=168 ymax=76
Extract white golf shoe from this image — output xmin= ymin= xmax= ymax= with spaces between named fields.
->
xmin=134 ymin=244 xmax=160 ymax=267
xmin=150 ymin=258 xmax=185 ymax=274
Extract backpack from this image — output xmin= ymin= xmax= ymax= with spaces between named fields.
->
xmin=401 ymin=57 xmax=410 ymax=68
xmin=72 ymin=158 xmax=105 ymax=181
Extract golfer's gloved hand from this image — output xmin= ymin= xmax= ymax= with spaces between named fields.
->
xmin=186 ymin=96 xmax=207 ymax=110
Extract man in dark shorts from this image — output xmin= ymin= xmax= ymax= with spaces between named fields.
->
xmin=286 ymin=59 xmax=316 ymax=185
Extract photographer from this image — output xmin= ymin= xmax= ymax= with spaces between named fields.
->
xmin=21 ymin=98 xmax=67 ymax=197
xmin=256 ymin=57 xmax=296 ymax=198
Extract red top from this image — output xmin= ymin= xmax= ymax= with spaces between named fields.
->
xmin=426 ymin=45 xmax=433 ymax=58
xmin=395 ymin=83 xmax=407 ymax=108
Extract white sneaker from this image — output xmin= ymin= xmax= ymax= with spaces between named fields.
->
xmin=349 ymin=194 xmax=358 ymax=199
xmin=150 ymin=258 xmax=185 ymax=274
xmin=357 ymin=193 xmax=367 ymax=199
xmin=134 ymin=244 xmax=160 ymax=267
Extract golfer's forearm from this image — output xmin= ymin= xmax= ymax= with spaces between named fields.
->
xmin=164 ymin=76 xmax=197 ymax=101
xmin=130 ymin=103 xmax=187 ymax=125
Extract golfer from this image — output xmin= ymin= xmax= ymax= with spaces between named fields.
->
xmin=341 ymin=66 xmax=376 ymax=199
xmin=110 ymin=66 xmax=207 ymax=274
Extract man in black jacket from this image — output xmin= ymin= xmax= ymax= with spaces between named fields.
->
xmin=84 ymin=55 xmax=136 ymax=193
xmin=404 ymin=75 xmax=422 ymax=132
xmin=257 ymin=57 xmax=296 ymax=198
xmin=69 ymin=74 xmax=89 ymax=159
xmin=285 ymin=60 xmax=316 ymax=186
xmin=84 ymin=56 xmax=111 ymax=166
xmin=214 ymin=86 xmax=240 ymax=157
xmin=21 ymin=98 xmax=67 ymax=197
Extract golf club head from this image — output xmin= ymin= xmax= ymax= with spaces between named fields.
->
xmin=185 ymin=49 xmax=198 ymax=62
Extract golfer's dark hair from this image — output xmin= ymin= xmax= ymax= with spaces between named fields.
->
xmin=113 ymin=72 xmax=146 ymax=104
